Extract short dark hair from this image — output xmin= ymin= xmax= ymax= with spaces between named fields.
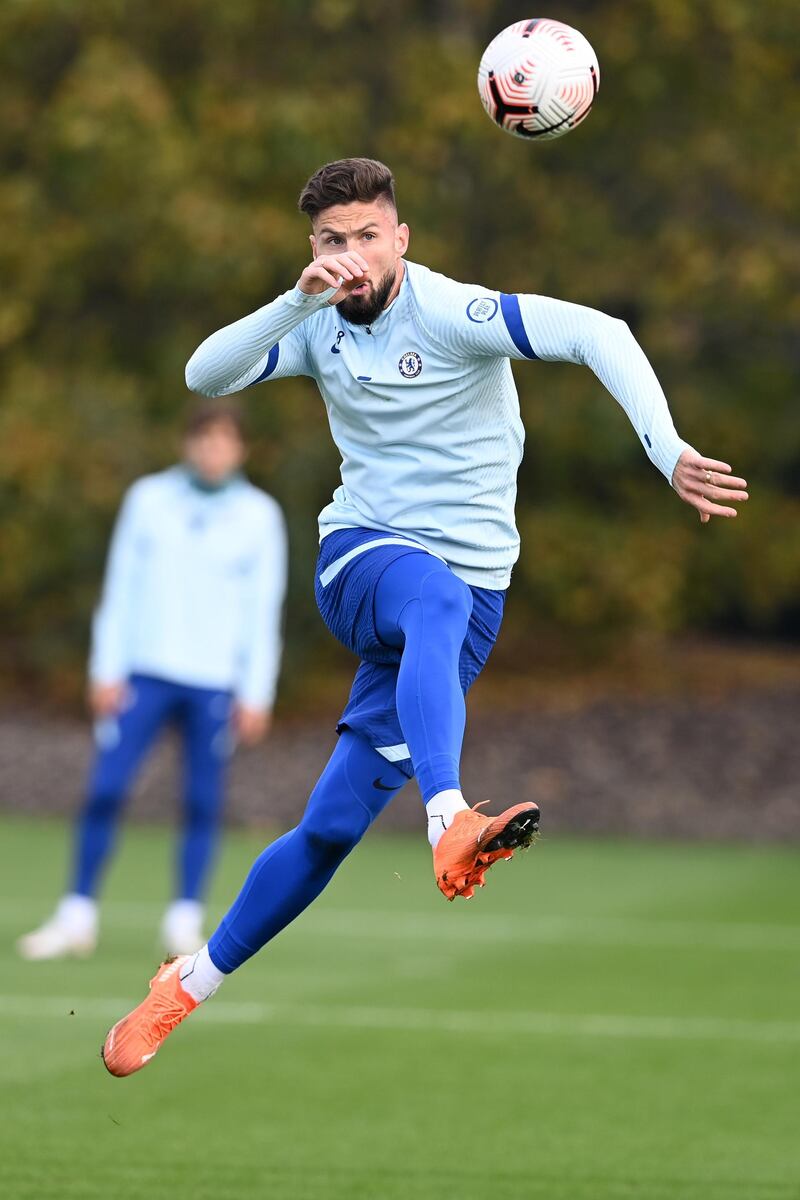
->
xmin=183 ymin=398 xmax=245 ymax=440
xmin=298 ymin=157 xmax=397 ymax=221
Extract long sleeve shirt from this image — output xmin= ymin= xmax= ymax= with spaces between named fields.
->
xmin=90 ymin=466 xmax=287 ymax=707
xmin=185 ymin=260 xmax=690 ymax=590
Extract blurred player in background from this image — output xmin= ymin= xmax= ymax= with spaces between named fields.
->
xmin=19 ymin=400 xmax=287 ymax=961
xmin=101 ymin=158 xmax=747 ymax=1076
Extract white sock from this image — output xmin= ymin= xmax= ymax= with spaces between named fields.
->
xmin=56 ymin=894 xmax=98 ymax=936
xmin=178 ymin=944 xmax=226 ymax=1003
xmin=425 ymin=789 xmax=469 ymax=848
xmin=162 ymin=899 xmax=203 ymax=930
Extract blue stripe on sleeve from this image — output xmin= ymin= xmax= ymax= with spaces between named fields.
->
xmin=499 ymin=294 xmax=539 ymax=360
xmin=251 ymin=342 xmax=280 ymax=384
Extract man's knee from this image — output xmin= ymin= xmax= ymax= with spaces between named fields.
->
xmin=185 ymin=776 xmax=224 ymax=822
xmin=418 ymin=569 xmax=473 ymax=628
xmin=83 ymin=787 xmax=124 ymax=822
xmin=184 ymin=797 xmax=222 ymax=833
xmin=301 ymin=798 xmax=371 ymax=858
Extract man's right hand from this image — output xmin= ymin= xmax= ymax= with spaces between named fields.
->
xmin=89 ymin=681 xmax=126 ymax=719
xmin=297 ymin=252 xmax=370 ymax=306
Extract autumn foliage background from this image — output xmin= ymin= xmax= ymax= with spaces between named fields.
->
xmin=2 ymin=0 xmax=798 ymax=706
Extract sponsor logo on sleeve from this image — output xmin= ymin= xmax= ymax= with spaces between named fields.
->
xmin=466 ymin=297 xmax=499 ymax=323
xmin=398 ymin=350 xmax=423 ymax=378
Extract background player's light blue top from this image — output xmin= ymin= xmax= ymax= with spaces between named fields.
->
xmin=90 ymin=467 xmax=287 ymax=707
xmin=186 ymin=261 xmax=691 ymax=589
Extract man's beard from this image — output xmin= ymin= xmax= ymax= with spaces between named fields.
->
xmin=336 ymin=267 xmax=396 ymax=325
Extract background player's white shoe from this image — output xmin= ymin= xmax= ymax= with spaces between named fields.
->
xmin=160 ymin=900 xmax=204 ymax=956
xmin=17 ymin=894 xmax=98 ymax=960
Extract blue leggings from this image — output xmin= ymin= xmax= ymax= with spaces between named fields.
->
xmin=208 ymin=731 xmax=406 ymax=972
xmin=207 ymin=554 xmax=478 ymax=973
xmin=373 ymin=554 xmax=473 ymax=802
xmin=71 ymin=675 xmax=231 ymax=902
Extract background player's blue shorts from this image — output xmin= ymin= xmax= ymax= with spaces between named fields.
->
xmin=315 ymin=527 xmax=506 ymax=779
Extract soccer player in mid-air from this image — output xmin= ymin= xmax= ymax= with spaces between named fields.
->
xmin=102 ymin=158 xmax=748 ymax=1076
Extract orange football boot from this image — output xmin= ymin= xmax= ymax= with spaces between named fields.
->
xmin=101 ymin=955 xmax=198 ymax=1077
xmin=434 ymin=801 xmax=540 ymax=900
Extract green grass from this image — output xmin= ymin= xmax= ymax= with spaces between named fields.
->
xmin=0 ymin=814 xmax=798 ymax=1200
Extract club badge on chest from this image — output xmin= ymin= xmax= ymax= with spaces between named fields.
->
xmin=398 ymin=351 xmax=422 ymax=379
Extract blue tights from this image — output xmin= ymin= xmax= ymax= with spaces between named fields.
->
xmin=71 ymin=675 xmax=230 ymax=902
xmin=208 ymin=732 xmax=407 ymax=972
xmin=374 ymin=554 xmax=473 ymax=803
xmin=207 ymin=554 xmax=476 ymax=974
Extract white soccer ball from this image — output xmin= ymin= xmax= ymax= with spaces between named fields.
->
xmin=478 ymin=18 xmax=599 ymax=141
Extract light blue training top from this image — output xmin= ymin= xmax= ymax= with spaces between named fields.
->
xmin=90 ymin=466 xmax=287 ymax=707
xmin=186 ymin=260 xmax=691 ymax=589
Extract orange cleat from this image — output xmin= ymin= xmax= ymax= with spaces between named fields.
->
xmin=433 ymin=801 xmax=540 ymax=901
xmin=101 ymin=955 xmax=198 ymax=1077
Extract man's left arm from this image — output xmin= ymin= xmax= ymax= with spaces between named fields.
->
xmin=235 ymin=500 xmax=289 ymax=744
xmin=436 ymin=283 xmax=748 ymax=522
xmin=517 ymin=294 xmax=751 ymax=520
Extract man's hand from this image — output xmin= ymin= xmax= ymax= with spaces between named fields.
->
xmin=234 ymin=704 xmax=272 ymax=747
xmin=89 ymin=681 xmax=126 ymax=719
xmin=297 ymin=252 xmax=370 ymax=306
xmin=672 ymin=449 xmax=749 ymax=524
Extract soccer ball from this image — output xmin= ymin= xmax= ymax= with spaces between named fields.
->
xmin=478 ymin=18 xmax=599 ymax=141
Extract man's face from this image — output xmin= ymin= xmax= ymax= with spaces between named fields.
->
xmin=310 ymin=199 xmax=409 ymax=325
xmin=184 ymin=420 xmax=245 ymax=485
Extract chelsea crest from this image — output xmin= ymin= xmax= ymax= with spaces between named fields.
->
xmin=398 ymin=350 xmax=422 ymax=379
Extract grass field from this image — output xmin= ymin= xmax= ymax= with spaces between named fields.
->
xmin=0 ymin=814 xmax=798 ymax=1200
